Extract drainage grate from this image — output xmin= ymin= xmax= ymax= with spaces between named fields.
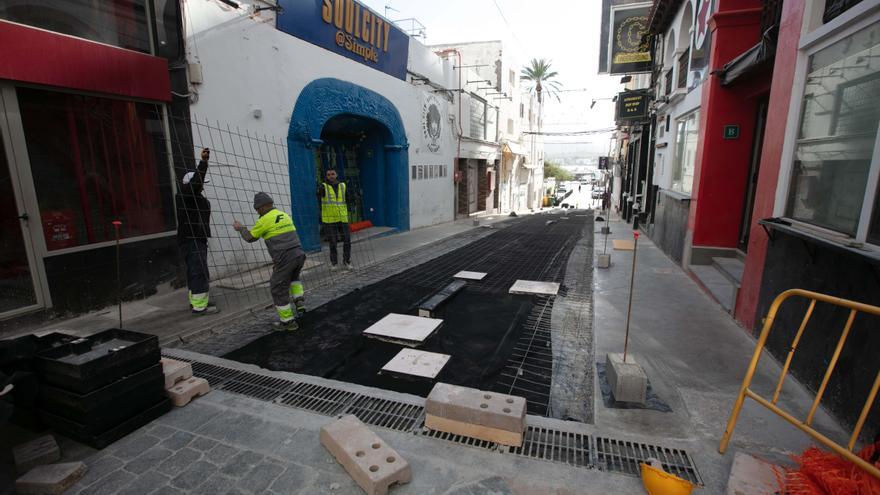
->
xmin=509 ymin=426 xmax=592 ymax=468
xmin=277 ymin=382 xmax=358 ymax=416
xmin=220 ymin=372 xmax=297 ymax=402
xmin=190 ymin=361 xmax=242 ymax=387
xmin=595 ymin=437 xmax=702 ymax=485
xmin=420 ymin=427 xmax=499 ymax=451
xmin=343 ymin=396 xmax=423 ymax=432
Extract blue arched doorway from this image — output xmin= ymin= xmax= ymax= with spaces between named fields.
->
xmin=288 ymin=78 xmax=409 ymax=252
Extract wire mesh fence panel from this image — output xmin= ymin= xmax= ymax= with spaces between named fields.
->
xmin=168 ymin=116 xmax=384 ymax=314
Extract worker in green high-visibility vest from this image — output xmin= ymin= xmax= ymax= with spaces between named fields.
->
xmin=316 ymin=169 xmax=353 ymax=271
xmin=232 ymin=192 xmax=306 ymax=330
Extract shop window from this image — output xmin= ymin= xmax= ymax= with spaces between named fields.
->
xmin=677 ymin=49 xmax=689 ymax=89
xmin=17 ymin=88 xmax=174 ymax=250
xmin=671 ymin=111 xmax=699 ymax=194
xmin=0 ymin=0 xmax=151 ymax=53
xmin=785 ymin=23 xmax=880 ymax=239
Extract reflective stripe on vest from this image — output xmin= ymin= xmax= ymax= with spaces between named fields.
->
xmin=321 ymin=182 xmax=349 ymax=223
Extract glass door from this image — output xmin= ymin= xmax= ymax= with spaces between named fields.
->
xmin=0 ymin=130 xmax=39 ymax=315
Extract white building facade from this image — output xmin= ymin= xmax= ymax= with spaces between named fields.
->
xmin=184 ymin=0 xmax=459 ymax=254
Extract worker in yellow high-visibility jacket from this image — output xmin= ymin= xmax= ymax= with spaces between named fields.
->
xmin=232 ymin=192 xmax=306 ymax=330
xmin=316 ymin=169 xmax=353 ymax=271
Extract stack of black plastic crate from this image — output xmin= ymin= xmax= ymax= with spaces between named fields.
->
xmin=35 ymin=329 xmax=170 ymax=449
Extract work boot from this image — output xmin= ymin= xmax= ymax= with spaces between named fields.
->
xmin=344 ymin=263 xmax=353 ymax=271
xmin=294 ymin=298 xmax=306 ymax=317
xmin=192 ymin=306 xmax=220 ymax=316
xmin=272 ymin=320 xmax=299 ymax=331
xmin=329 ymin=264 xmax=339 ymax=272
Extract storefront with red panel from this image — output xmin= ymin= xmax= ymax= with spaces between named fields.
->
xmin=737 ymin=0 xmax=880 ymax=442
xmin=0 ymin=1 xmax=189 ymax=317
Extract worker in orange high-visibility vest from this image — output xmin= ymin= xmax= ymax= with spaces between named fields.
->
xmin=233 ymin=193 xmax=306 ymax=330
xmin=316 ymin=169 xmax=353 ymax=271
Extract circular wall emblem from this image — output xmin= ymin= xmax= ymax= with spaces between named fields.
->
xmin=423 ymin=96 xmax=442 ymax=153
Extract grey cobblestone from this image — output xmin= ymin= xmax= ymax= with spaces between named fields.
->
xmin=74 ymin=455 xmax=123 ymax=488
xmin=170 ymin=460 xmax=215 ymax=490
xmin=160 ymin=431 xmax=195 ymax=451
xmin=269 ymin=464 xmax=316 ymax=493
xmin=124 ymin=446 xmax=175 ymax=475
xmin=221 ymin=450 xmax=264 ymax=479
xmin=117 ymin=469 xmax=170 ymax=495
xmin=78 ymin=469 xmax=136 ymax=495
xmin=191 ymin=473 xmax=236 ymax=495
xmin=147 ymin=424 xmax=177 ymax=439
xmin=155 ymin=447 xmax=202 ymax=477
xmin=152 ymin=486 xmax=182 ymax=495
xmin=109 ymin=434 xmax=161 ymax=461
xmin=190 ymin=435 xmax=218 ymax=452
xmin=204 ymin=443 xmax=239 ymax=466
xmin=235 ymin=461 xmax=285 ymax=493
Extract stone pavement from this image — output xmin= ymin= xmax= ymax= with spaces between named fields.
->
xmin=64 ymin=376 xmax=643 ymax=495
xmin=591 ymin=216 xmax=851 ymax=491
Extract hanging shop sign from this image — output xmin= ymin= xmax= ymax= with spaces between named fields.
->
xmin=603 ymin=2 xmax=652 ymax=75
xmin=277 ymin=0 xmax=409 ymax=80
xmin=615 ymin=91 xmax=649 ymax=122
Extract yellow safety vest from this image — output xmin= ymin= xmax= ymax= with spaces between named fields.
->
xmin=321 ymin=182 xmax=349 ymax=223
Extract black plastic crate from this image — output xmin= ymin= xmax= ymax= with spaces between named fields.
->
xmin=36 ymin=329 xmax=159 ymax=394
xmin=41 ymin=397 xmax=171 ymax=449
xmin=39 ymin=363 xmax=164 ymax=426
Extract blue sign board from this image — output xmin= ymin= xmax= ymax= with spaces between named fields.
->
xmin=277 ymin=0 xmax=410 ymax=80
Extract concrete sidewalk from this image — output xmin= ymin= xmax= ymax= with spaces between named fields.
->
xmin=591 ymin=217 xmax=849 ymax=491
xmin=0 ymin=211 xmax=523 ymax=344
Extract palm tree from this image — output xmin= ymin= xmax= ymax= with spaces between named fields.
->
xmin=520 ymin=58 xmax=562 ymax=104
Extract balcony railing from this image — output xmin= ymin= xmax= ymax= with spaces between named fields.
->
xmin=677 ymin=49 xmax=689 ymax=89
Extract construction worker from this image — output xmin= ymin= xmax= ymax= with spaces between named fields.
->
xmin=177 ymin=148 xmax=218 ymax=315
xmin=316 ymin=168 xmax=352 ymax=271
xmin=232 ymin=193 xmax=306 ymax=330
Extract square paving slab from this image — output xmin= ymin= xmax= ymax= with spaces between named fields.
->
xmin=612 ymin=239 xmax=635 ymax=251
xmin=453 ymin=271 xmax=487 ymax=281
xmin=508 ymin=280 xmax=560 ymax=296
xmin=381 ymin=349 xmax=451 ymax=379
xmin=362 ymin=313 xmax=443 ymax=345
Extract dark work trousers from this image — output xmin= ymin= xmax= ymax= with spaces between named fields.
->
xmin=325 ymin=222 xmax=351 ymax=265
xmin=180 ymin=239 xmax=209 ymax=295
xmin=270 ymin=249 xmax=306 ymax=307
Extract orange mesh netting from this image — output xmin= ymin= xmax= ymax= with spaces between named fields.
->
xmin=783 ymin=443 xmax=880 ymax=495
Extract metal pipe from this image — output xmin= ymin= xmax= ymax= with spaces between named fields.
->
xmin=848 ymin=370 xmax=880 ymax=451
xmin=622 ymin=230 xmax=639 ymax=362
xmin=772 ymin=299 xmax=815 ymax=404
xmin=806 ymin=309 xmax=856 ymax=426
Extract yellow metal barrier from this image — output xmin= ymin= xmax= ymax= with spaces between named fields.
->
xmin=719 ymin=288 xmax=880 ymax=481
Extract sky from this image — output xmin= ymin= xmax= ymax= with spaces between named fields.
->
xmin=360 ymin=0 xmax=624 ymax=159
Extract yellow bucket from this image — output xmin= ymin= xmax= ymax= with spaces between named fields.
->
xmin=640 ymin=462 xmax=696 ymax=495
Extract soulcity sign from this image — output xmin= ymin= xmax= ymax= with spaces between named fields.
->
xmin=277 ymin=0 xmax=410 ymax=80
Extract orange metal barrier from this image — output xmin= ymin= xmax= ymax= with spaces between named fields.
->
xmin=719 ymin=288 xmax=880 ymax=480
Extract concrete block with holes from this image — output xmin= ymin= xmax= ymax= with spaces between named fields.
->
xmin=424 ymin=383 xmax=527 ymax=447
xmin=319 ymin=415 xmax=411 ymax=495
xmin=605 ymin=353 xmax=647 ymax=405
xmin=165 ymin=376 xmax=210 ymax=407
xmin=15 ymin=462 xmax=86 ymax=495
xmin=13 ymin=435 xmax=60 ymax=474
xmin=161 ymin=357 xmax=193 ymax=390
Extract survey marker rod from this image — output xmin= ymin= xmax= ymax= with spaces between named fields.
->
xmin=113 ymin=220 xmax=123 ymax=329
xmin=622 ymin=230 xmax=639 ymax=362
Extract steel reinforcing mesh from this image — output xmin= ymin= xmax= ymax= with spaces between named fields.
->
xmin=169 ymin=115 xmax=383 ymax=312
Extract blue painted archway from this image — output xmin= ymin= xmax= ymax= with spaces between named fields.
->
xmin=288 ymin=78 xmax=409 ymax=252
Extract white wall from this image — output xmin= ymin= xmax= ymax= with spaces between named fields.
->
xmin=185 ymin=3 xmax=455 ymax=226
xmin=651 ymin=0 xmax=703 ymax=192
